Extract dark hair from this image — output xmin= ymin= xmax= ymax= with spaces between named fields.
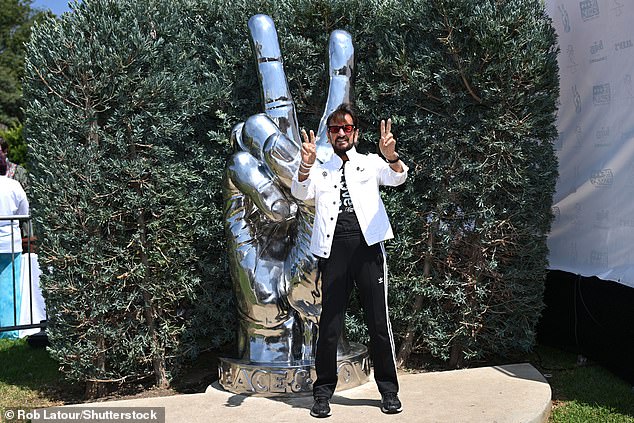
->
xmin=327 ymin=103 xmax=357 ymax=127
xmin=0 ymin=137 xmax=7 ymax=154
xmin=0 ymin=151 xmax=7 ymax=176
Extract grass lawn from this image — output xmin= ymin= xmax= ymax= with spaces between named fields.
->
xmin=531 ymin=345 xmax=634 ymax=423
xmin=1 ymin=338 xmax=632 ymax=422
xmin=0 ymin=338 xmax=80 ymax=409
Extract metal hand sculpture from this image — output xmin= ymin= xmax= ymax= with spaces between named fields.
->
xmin=223 ymin=15 xmax=354 ymax=365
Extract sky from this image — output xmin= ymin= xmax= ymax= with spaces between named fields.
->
xmin=31 ymin=0 xmax=78 ymax=16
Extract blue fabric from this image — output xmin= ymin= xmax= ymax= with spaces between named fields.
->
xmin=0 ymin=253 xmax=21 ymax=339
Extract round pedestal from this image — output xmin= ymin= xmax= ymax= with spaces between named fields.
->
xmin=218 ymin=342 xmax=370 ymax=396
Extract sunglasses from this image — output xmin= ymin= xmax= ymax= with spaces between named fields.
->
xmin=327 ymin=124 xmax=356 ymax=134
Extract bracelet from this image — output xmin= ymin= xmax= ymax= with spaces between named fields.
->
xmin=300 ymin=161 xmax=313 ymax=169
xmin=298 ymin=168 xmax=311 ymax=176
xmin=386 ymin=154 xmax=400 ymax=164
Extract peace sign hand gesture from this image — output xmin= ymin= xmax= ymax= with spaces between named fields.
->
xmin=301 ymin=129 xmax=317 ymax=164
xmin=298 ymin=129 xmax=317 ymax=181
xmin=379 ymin=118 xmax=398 ymax=161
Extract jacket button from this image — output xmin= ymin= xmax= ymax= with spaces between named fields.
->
xmin=334 ymin=185 xmax=338 ymax=188
xmin=333 ymin=201 xmax=336 ymax=205
xmin=330 ymin=217 xmax=334 ymax=221
xmin=327 ymin=234 xmax=330 ymax=238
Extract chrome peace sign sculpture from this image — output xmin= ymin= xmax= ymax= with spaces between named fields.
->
xmin=218 ymin=15 xmax=370 ymax=395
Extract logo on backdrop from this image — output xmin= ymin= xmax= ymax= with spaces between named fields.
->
xmin=592 ymin=83 xmax=611 ymax=106
xmin=573 ymin=85 xmax=582 ymax=113
xmin=594 ymin=126 xmax=610 ymax=147
xmin=590 ymin=169 xmax=614 ymax=187
xmin=614 ymin=39 xmax=633 ymax=51
xmin=610 ymin=0 xmax=624 ymax=17
xmin=566 ymin=45 xmax=578 ymax=73
xmin=589 ymin=40 xmax=607 ymax=63
xmin=617 ymin=215 xmax=634 ymax=228
xmin=580 ymin=0 xmax=600 ymax=21
xmin=589 ymin=249 xmax=609 ymax=267
xmin=559 ymin=5 xmax=571 ymax=32
xmin=575 ymin=126 xmax=583 ymax=146
xmin=593 ymin=209 xmax=610 ymax=229
xmin=590 ymin=40 xmax=603 ymax=54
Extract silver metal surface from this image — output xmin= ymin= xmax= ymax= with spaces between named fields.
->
xmin=218 ymin=342 xmax=370 ymax=396
xmin=315 ymin=30 xmax=354 ymax=163
xmin=220 ymin=15 xmax=364 ymax=395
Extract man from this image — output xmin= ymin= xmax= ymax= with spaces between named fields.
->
xmin=291 ymin=103 xmax=407 ymax=418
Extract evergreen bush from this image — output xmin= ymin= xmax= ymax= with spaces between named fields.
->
xmin=23 ymin=0 xmax=558 ymax=393
xmin=24 ymin=0 xmax=242 ymax=395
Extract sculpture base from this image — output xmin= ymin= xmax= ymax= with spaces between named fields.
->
xmin=218 ymin=342 xmax=371 ymax=396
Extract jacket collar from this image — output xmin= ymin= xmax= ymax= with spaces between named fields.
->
xmin=325 ymin=146 xmax=363 ymax=169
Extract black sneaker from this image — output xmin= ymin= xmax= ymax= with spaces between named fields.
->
xmin=381 ymin=392 xmax=403 ymax=414
xmin=310 ymin=397 xmax=331 ymax=418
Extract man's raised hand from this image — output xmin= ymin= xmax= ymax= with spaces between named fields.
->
xmin=300 ymin=129 xmax=317 ymax=166
xmin=379 ymin=118 xmax=398 ymax=161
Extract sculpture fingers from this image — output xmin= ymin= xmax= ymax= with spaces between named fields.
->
xmin=280 ymin=190 xmax=321 ymax=324
xmin=223 ymin=174 xmax=297 ymax=362
xmin=249 ymin=14 xmax=300 ymax=146
xmin=230 ymin=122 xmax=246 ymax=152
xmin=242 ymin=114 xmax=300 ymax=189
xmin=315 ymin=29 xmax=355 ymax=162
xmin=226 ymin=150 xmax=292 ymax=222
xmin=224 ymin=182 xmax=287 ymax=312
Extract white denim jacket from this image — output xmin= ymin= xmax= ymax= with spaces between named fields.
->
xmin=291 ymin=147 xmax=408 ymax=258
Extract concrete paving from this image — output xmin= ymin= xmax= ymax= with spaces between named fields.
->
xmin=73 ymin=363 xmax=552 ymax=423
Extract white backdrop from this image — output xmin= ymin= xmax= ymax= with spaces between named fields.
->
xmin=546 ymin=0 xmax=634 ymax=288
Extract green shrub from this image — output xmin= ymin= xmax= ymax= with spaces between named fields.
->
xmin=23 ymin=0 xmax=240 ymax=396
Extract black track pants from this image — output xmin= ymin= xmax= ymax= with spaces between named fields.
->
xmin=313 ymin=234 xmax=399 ymax=399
